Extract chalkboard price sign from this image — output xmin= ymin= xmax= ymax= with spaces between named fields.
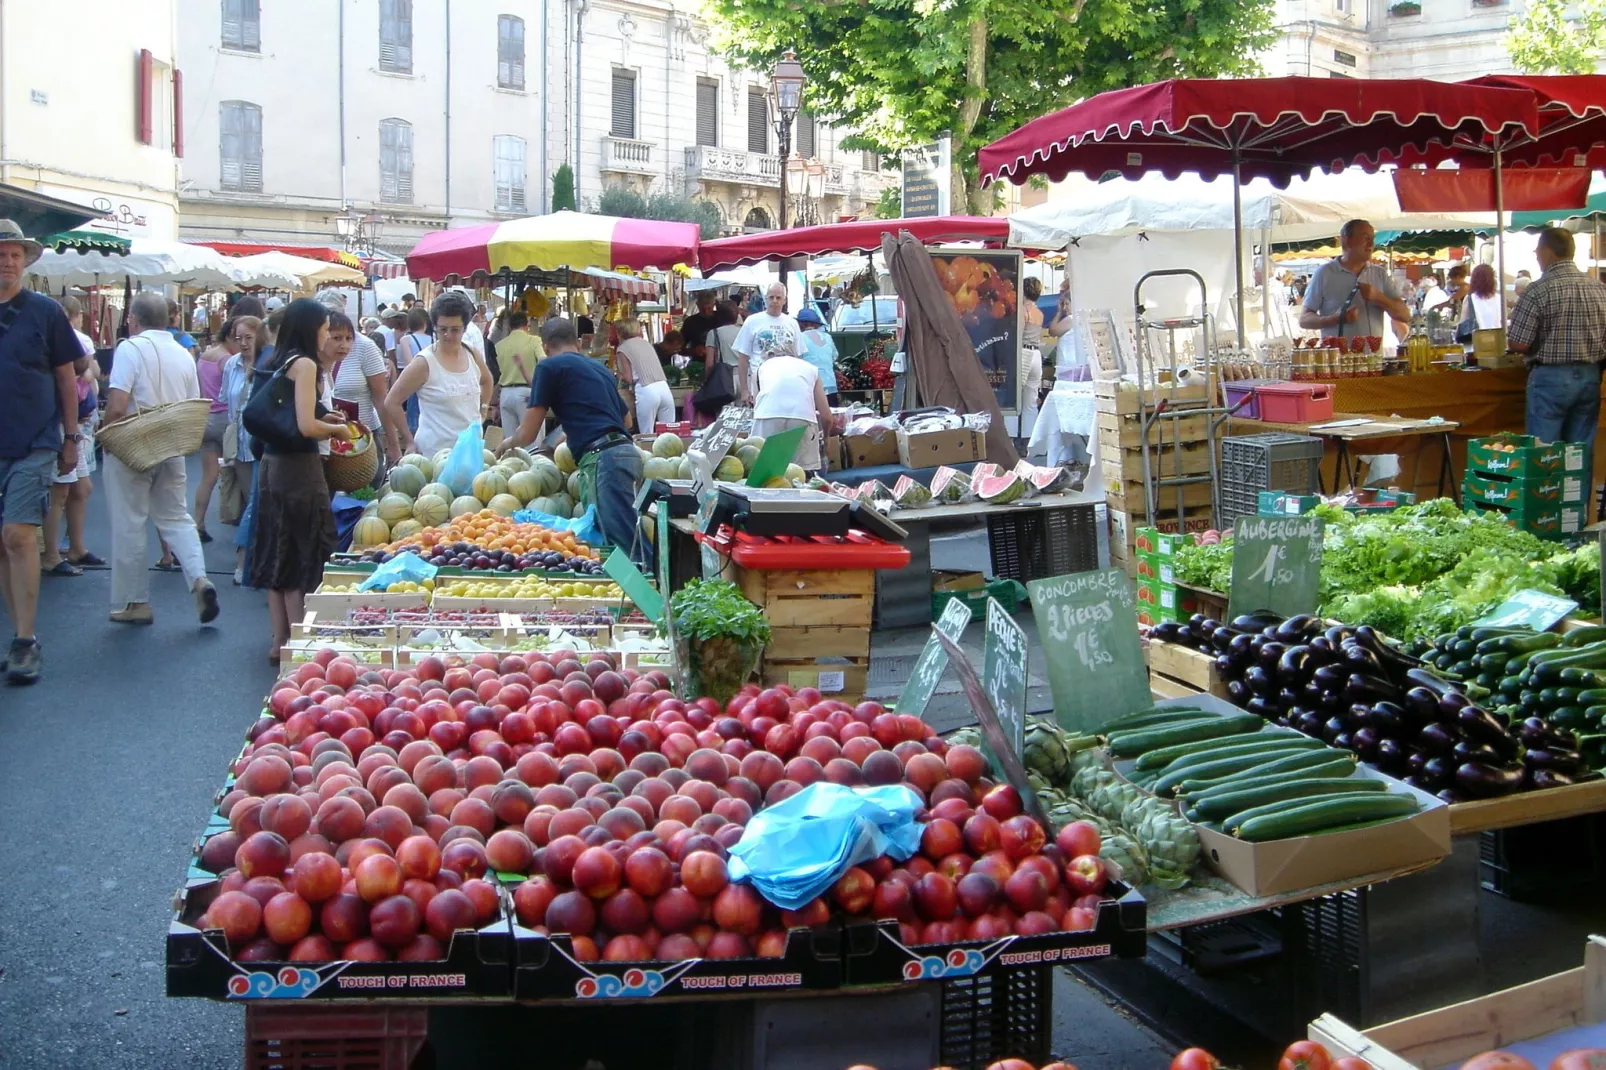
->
xmin=895 ymin=597 xmax=973 ymax=715
xmin=933 ymin=627 xmax=1050 ymax=829
xmin=1028 ymin=569 xmax=1151 ymax=735
xmin=1228 ymin=514 xmax=1324 ymax=620
xmin=982 ymin=597 xmax=1029 ymax=760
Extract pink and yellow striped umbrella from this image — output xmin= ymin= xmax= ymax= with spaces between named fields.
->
xmin=406 ymin=210 xmax=700 ymax=282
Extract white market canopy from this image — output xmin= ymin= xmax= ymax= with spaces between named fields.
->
xmin=231 ymin=250 xmax=366 ymax=288
xmin=31 ymin=239 xmax=242 ymax=290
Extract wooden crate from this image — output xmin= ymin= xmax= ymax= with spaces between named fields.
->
xmin=1096 ymin=410 xmax=1212 ymax=451
xmin=291 ymin=612 xmax=399 ymax=647
xmin=1101 ymin=466 xmax=1217 ymax=516
xmin=303 ymin=584 xmax=430 ymax=614
xmin=1093 ymin=378 xmax=1211 ymax=416
xmin=1103 ymin=438 xmax=1216 ymax=480
xmin=1144 ymin=640 xmax=1228 ymax=698
xmin=734 ymin=567 xmax=875 ymax=628
xmin=761 ymin=658 xmax=870 ymax=700
xmin=278 ymin=641 xmax=395 ymax=678
xmin=765 ymin=625 xmax=872 ymax=661
xmin=1309 ymin=936 xmax=1606 ymax=1070
xmin=430 ymin=594 xmax=555 ymax=612
xmin=1108 ymin=505 xmax=1215 ymax=558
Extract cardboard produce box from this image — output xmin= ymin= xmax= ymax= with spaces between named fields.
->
xmin=843 ymin=427 xmax=899 ymax=469
xmin=825 ymin=434 xmax=844 ymax=472
xmin=896 ymin=427 xmax=985 ymax=468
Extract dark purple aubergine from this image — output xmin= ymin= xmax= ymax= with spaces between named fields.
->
xmin=1402 ymin=687 xmax=1441 ymax=724
xmin=1277 ymin=687 xmax=1301 ymax=710
xmin=1418 ymin=722 xmax=1460 ymax=754
xmin=1367 ymin=702 xmax=1406 ymax=735
xmin=1524 ymin=748 xmax=1585 ymax=773
xmin=1277 ymin=647 xmax=1310 ymax=687
xmin=1375 ymin=737 xmax=1410 ymax=772
xmin=1435 ymin=788 xmax=1464 ymax=805
xmin=1323 ymin=716 xmax=1348 ymax=744
xmin=1333 ymin=732 xmax=1355 ymax=751
xmin=1245 ymin=697 xmax=1282 ymax=721
xmin=1531 ymin=769 xmax=1581 ymax=790
xmin=1455 ymin=761 xmax=1524 ymax=798
xmin=1296 ymin=710 xmax=1327 ymax=737
xmin=1452 ymin=740 xmax=1502 ymax=765
xmin=1244 ymin=666 xmax=1276 ymax=696
xmin=1403 ymin=774 xmax=1432 ymax=792
xmin=1406 ymin=749 xmax=1430 ymax=776
xmin=1225 ymin=679 xmax=1250 ymax=705
xmin=1312 ymin=664 xmax=1350 ymax=693
xmin=1344 ymin=704 xmax=1372 ymax=731
xmin=1422 ymin=756 xmax=1455 ymax=788
xmin=1258 ymin=641 xmax=1288 ymax=669
xmin=1352 ymin=726 xmax=1382 ymax=761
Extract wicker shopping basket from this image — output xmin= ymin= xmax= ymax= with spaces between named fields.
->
xmin=97 ymin=338 xmax=210 ymax=472
xmin=324 ymin=423 xmax=380 ymax=491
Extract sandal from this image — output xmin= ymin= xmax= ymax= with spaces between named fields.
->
xmin=43 ymin=560 xmax=82 ymax=577
xmin=154 ymin=559 xmax=181 ymax=572
xmin=68 ymin=552 xmax=107 ymax=568
xmin=198 ymin=529 xmax=214 ymax=543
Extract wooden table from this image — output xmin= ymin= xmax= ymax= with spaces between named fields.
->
xmin=1228 ymin=412 xmax=1461 ymax=500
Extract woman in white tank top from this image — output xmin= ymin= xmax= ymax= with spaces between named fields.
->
xmin=380 ymin=294 xmax=494 ymax=457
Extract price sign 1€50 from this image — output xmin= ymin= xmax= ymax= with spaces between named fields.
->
xmin=1228 ymin=514 xmax=1324 ymax=621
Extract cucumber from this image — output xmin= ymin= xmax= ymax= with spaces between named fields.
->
xmin=1151 ymin=747 xmax=1323 ymax=797
xmin=1187 ymin=777 xmax=1382 ymax=822
xmin=1133 ymin=729 xmax=1311 ymax=772
xmin=1188 ymin=756 xmax=1361 ymax=801
xmin=1547 ymin=705 xmax=1589 ymax=728
xmin=1575 ymin=689 xmax=1606 ymax=707
xmin=1235 ymin=792 xmax=1421 ymax=842
xmin=1563 ymin=625 xmax=1606 ymax=647
xmin=1176 ymin=752 xmax=1357 ymax=797
xmin=1105 ymin=714 xmax=1264 ymax=758
xmin=1098 ymin=707 xmax=1210 ymax=733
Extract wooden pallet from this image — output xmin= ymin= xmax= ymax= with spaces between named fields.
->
xmin=1096 ymin=411 xmax=1213 ymax=452
xmin=1103 ymin=438 xmax=1216 ymax=480
xmin=1144 ymin=640 xmax=1228 ymax=698
xmin=735 ymin=567 xmax=875 ymax=628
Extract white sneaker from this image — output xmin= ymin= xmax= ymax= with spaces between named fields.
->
xmin=233 ymin=567 xmax=244 ymax=587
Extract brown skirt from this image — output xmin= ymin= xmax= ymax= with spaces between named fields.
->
xmin=247 ymin=451 xmax=336 ymax=592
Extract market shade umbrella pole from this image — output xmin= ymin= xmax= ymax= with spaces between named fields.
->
xmin=978 ymin=77 xmax=1540 ymax=346
xmin=880 ymin=231 xmax=1020 ymax=468
xmin=405 ymin=210 xmax=700 ymax=282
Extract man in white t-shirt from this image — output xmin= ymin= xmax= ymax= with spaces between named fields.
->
xmin=102 ymin=291 xmax=217 ymax=627
xmin=732 ymin=283 xmax=802 ymax=405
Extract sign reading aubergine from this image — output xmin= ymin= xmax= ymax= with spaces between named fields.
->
xmin=929 ymin=247 xmax=1023 ymax=415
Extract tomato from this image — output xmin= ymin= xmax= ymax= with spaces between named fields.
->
xmin=1171 ymin=1049 xmax=1221 ymax=1070
xmin=1280 ymin=1041 xmax=1333 ymax=1070
xmin=1551 ymin=1051 xmax=1606 ymax=1070
xmin=1460 ymin=1054 xmax=1536 ymax=1070
xmin=1333 ymin=1059 xmax=1373 ymax=1070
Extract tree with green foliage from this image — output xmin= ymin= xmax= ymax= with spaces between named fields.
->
xmin=1508 ymin=0 xmax=1606 ymax=74
xmin=872 ymin=187 xmax=902 ymax=220
xmin=551 ymin=164 xmax=577 ymax=212
xmin=597 ymin=185 xmax=724 ymax=240
xmin=701 ymin=0 xmax=1276 ymax=213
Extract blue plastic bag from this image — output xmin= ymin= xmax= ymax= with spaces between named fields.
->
xmin=511 ymin=504 xmax=605 ymax=549
xmin=358 ymin=551 xmax=438 ymax=592
xmin=726 ymin=782 xmax=923 ymax=910
xmin=330 ymin=493 xmax=368 ymax=552
xmin=438 ymin=422 xmax=485 ymax=498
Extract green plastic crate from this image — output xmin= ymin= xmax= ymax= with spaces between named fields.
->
xmin=1466 ymin=434 xmax=1587 ymax=480
xmin=932 ymin=578 xmax=1028 ymax=622
xmin=1465 ymin=495 xmax=1586 ymax=541
xmin=1464 ymin=470 xmax=1584 ymax=508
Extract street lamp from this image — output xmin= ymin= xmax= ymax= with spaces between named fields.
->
xmin=770 ymin=49 xmax=806 ymax=230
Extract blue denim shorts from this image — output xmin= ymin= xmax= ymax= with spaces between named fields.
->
xmin=0 ymin=448 xmax=57 ymax=527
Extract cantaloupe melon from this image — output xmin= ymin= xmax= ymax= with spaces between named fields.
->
xmin=533 ymin=461 xmax=563 ymax=496
xmin=507 ymin=470 xmax=542 ymax=503
xmin=482 ymin=449 xmax=497 ymax=465
xmin=398 ymin=454 xmax=432 ymax=479
xmin=714 ymin=457 xmax=745 ymax=482
xmin=554 ymin=442 xmax=576 ymax=474
xmin=390 ymin=518 xmax=423 ymax=541
xmin=412 ymin=493 xmax=450 ymax=526
xmin=487 ymin=493 xmax=523 ymax=516
xmin=419 ymin=482 xmax=453 ymax=504
xmin=450 ymin=495 xmax=483 ymax=518
xmin=500 ymin=455 xmax=530 ymax=474
xmin=377 ymin=493 xmax=415 ymax=524
xmin=735 ymin=445 xmax=761 ymax=473
xmin=652 ymin=432 xmax=685 ymax=458
xmin=531 ymin=496 xmax=558 ymax=516
xmin=388 ymin=464 xmax=426 ymax=497
xmin=351 ymin=516 xmax=391 ymax=548
xmin=472 ymin=469 xmax=509 ymax=503
xmin=784 ymin=463 xmax=806 ymax=483
xmin=566 ymin=469 xmax=583 ymax=500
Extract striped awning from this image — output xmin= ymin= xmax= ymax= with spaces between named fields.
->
xmin=189 ymin=240 xmax=363 ymax=270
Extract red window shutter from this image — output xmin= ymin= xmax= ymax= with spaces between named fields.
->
xmin=136 ymin=48 xmax=152 ymax=144
xmin=172 ymin=69 xmax=184 ymax=157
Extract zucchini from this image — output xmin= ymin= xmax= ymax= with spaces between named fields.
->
xmin=1547 ymin=705 xmax=1589 ymax=728
xmin=1098 ymin=707 xmax=1209 ymax=733
xmin=1575 ymin=689 xmax=1606 ymax=707
xmin=1563 ymin=625 xmax=1606 ymax=647
xmin=1480 ymin=633 xmax=1562 ymax=656
xmin=1187 ymin=777 xmax=1382 ymax=822
xmin=1139 ymin=734 xmax=1321 ymax=775
xmin=1235 ymin=792 xmax=1421 ymax=842
xmin=1151 ymin=747 xmax=1322 ymax=797
xmin=1558 ymin=668 xmax=1606 ymax=689
xmin=1175 ymin=752 xmax=1357 ymax=796
xmin=1188 ymin=756 xmax=1361 ymax=801
xmin=1104 ymin=714 xmax=1264 ymax=758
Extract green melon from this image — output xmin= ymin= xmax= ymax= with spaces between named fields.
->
xmin=388 ymin=463 xmax=426 ymax=498
xmin=531 ymin=496 xmax=558 ymax=515
xmin=551 ymin=491 xmax=573 ymax=514
xmin=482 ymin=449 xmax=497 ymax=465
xmin=390 ymin=518 xmax=423 ymax=541
xmin=566 ymin=469 xmax=583 ymax=499
xmin=652 ymin=432 xmax=686 ymax=458
xmin=500 ymin=455 xmax=530 ymax=473
xmin=472 ymin=469 xmax=509 ymax=503
xmin=642 ymin=457 xmax=678 ymax=481
xmin=784 ymin=463 xmax=806 ymax=483
xmin=412 ymin=493 xmax=450 ymax=526
xmin=399 ymin=454 xmax=433 ymax=479
xmin=735 ymin=445 xmax=761 ymax=473
xmin=419 ymin=481 xmax=453 ymax=505
xmin=572 ymin=500 xmax=588 ymax=519
xmin=487 ymin=493 xmax=523 ymax=517
xmin=677 ymin=456 xmax=693 ymax=479
xmin=554 ymin=442 xmax=576 ymax=474
xmin=507 ymin=470 xmax=543 ymax=503
xmin=377 ymin=493 xmax=415 ymax=524
xmin=352 ymin=516 xmax=391 ymax=548
xmin=450 ymin=495 xmax=483 ymax=518
xmin=714 ymin=456 xmax=745 ymax=482
xmin=532 ymin=461 xmax=564 ymax=496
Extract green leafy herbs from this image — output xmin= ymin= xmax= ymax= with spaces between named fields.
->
xmin=669 ymin=579 xmax=771 ymax=645
xmin=1173 ymin=498 xmax=1602 ymax=642
xmin=347 ymin=486 xmax=378 ymax=501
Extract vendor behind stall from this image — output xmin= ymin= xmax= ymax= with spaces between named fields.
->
xmin=753 ymin=336 xmax=834 ymax=476
xmin=1298 ymin=219 xmax=1412 ymax=345
xmin=498 ymin=318 xmax=644 ymax=561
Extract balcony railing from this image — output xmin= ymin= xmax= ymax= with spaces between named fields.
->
xmin=601 ymin=136 xmax=656 ymax=175
xmin=684 ymin=145 xmax=782 ymax=188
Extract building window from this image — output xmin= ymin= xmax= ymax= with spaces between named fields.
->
xmin=1334 ymin=0 xmax=1350 ymax=12
xmin=611 ymin=69 xmax=637 ymax=139
xmin=380 ymin=118 xmax=414 ymax=203
xmin=747 ymin=88 xmax=769 ymax=154
xmin=380 ymin=0 xmax=412 ymax=74
xmin=494 ymin=135 xmax=527 ymax=212
xmin=222 ymin=0 xmax=260 ymax=51
xmin=219 ymin=100 xmax=262 ymax=192
xmin=1329 ymin=70 xmax=1352 ymax=77
xmin=695 ymin=78 xmax=719 ymax=148
xmin=796 ymin=111 xmax=817 ymax=159
xmin=498 ymin=15 xmax=525 ymax=90
xmin=861 ymin=150 xmax=881 ymax=171
xmin=1333 ymin=48 xmax=1357 ymax=67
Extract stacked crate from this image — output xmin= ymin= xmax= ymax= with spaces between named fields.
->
xmin=733 ymin=566 xmax=874 ymax=701
xmin=1462 ymin=434 xmax=1588 ymax=540
xmin=1132 ymin=528 xmax=1198 ymax=626
xmin=1218 ymin=432 xmax=1325 ymax=529
xmin=1096 ymin=379 xmax=1216 ymax=573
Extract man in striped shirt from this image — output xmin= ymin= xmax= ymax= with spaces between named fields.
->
xmin=1299 ymin=219 xmax=1413 ymax=345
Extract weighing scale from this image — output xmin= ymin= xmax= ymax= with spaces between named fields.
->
xmin=704 ymin=483 xmax=909 ymax=540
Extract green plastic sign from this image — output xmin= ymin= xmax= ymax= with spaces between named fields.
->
xmin=895 ymin=597 xmax=973 ymax=715
xmin=1028 ymin=569 xmax=1151 ymax=735
xmin=656 ymin=506 xmax=677 ymax=658
xmin=1228 ymin=514 xmax=1325 ymax=620
xmin=1474 ymin=588 xmax=1578 ymax=631
xmin=744 ymin=425 xmax=805 ymax=487
xmin=981 ymin=597 xmax=1029 ymax=763
xmin=603 ymin=548 xmax=664 ymax=624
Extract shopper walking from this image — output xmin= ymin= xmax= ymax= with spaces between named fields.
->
xmin=246 ymin=298 xmax=353 ymax=662
xmin=1508 ymin=226 xmax=1606 ymax=495
xmin=495 ymin=308 xmax=543 ymax=434
xmin=795 ymin=307 xmax=840 ymax=405
xmin=382 ymin=292 xmax=494 ymax=457
xmin=0 ymin=221 xmax=82 ymax=684
xmin=499 ymin=318 xmax=644 ymax=560
xmin=102 ymin=292 xmax=218 ymax=628
xmin=394 ymin=307 xmax=433 ymax=434
xmin=615 ymin=318 xmax=675 ymax=433
xmin=221 ymin=315 xmax=261 ymax=584
xmin=191 ymin=320 xmax=234 ymax=542
xmin=41 ymin=295 xmax=103 ymax=578
xmin=1019 ymin=278 xmax=1046 ymax=438
xmin=733 ymin=283 xmax=802 ymax=405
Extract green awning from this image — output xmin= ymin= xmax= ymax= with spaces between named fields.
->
xmin=1507 ymin=191 xmax=1606 ymax=231
xmin=1271 ymin=229 xmax=1473 ymax=254
xmin=38 ymin=229 xmax=130 ymax=254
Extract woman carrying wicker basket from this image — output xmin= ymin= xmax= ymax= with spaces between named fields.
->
xmin=101 ymin=292 xmax=219 ymax=627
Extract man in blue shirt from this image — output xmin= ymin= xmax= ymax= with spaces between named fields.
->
xmin=1299 ymin=219 xmax=1412 ymax=345
xmin=0 ymin=220 xmax=83 ymax=685
xmin=498 ymin=318 xmax=644 ymax=562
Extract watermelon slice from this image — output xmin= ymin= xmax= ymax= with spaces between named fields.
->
xmin=830 ymin=482 xmax=860 ymax=500
xmin=975 ymin=473 xmax=1027 ymax=504
xmin=1015 ymin=462 xmax=1081 ymax=493
xmin=857 ymin=479 xmax=896 ymax=502
xmin=892 ymin=475 xmax=932 ymax=507
xmin=970 ymin=462 xmax=1004 ymax=484
xmin=930 ymin=466 xmax=973 ymax=503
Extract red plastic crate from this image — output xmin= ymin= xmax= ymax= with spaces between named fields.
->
xmin=245 ymin=1005 xmax=427 ymax=1070
xmin=1254 ymin=382 xmax=1335 ymax=423
xmin=696 ymin=526 xmax=911 ymax=570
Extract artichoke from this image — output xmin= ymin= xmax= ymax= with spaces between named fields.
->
xmin=1099 ymin=832 xmax=1150 ymax=886
xmin=1024 ymin=721 xmax=1069 ymax=782
xmin=1131 ymin=807 xmax=1201 ymax=889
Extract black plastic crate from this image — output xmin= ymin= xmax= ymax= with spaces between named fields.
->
xmin=1283 ymin=891 xmax=1366 ymax=1025
xmin=245 ymin=1004 xmax=429 ymax=1070
xmin=938 ymin=962 xmax=1053 ymax=1070
xmin=1155 ymin=914 xmax=1284 ymax=975
xmin=988 ymin=503 xmax=1100 ymax=584
xmin=1480 ymin=816 xmax=1606 ymax=900
xmin=1220 ymin=433 xmax=1324 ymax=528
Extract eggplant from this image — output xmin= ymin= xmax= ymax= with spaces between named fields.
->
xmin=1452 ymin=739 xmax=1503 ymax=765
xmin=1225 ymin=679 xmax=1250 ymax=704
xmin=1346 ymin=703 xmax=1374 ymax=731
xmin=1403 ymin=668 xmax=1466 ymax=702
xmin=1422 ymin=756 xmax=1456 ymax=788
xmin=1368 ymin=702 xmax=1406 ymax=735
xmin=1258 ymin=641 xmax=1288 ymax=669
xmin=1519 ymin=717 xmax=1577 ymax=751
xmin=1296 ymin=710 xmax=1326 ymax=736
xmin=1277 ymin=687 xmax=1301 ymax=710
xmin=1456 ymin=706 xmax=1518 ymax=760
xmin=1524 ymin=747 xmax=1585 ymax=773
xmin=1277 ymin=646 xmax=1311 ymax=687
xmin=1418 ymin=722 xmax=1461 ymax=755
xmin=1345 ymin=673 xmax=1398 ymax=705
xmin=1402 ymin=687 xmax=1441 ymax=724
xmin=1403 ymin=774 xmax=1433 ymax=792
xmin=1352 ymin=726 xmax=1382 ymax=761
xmin=1341 ymin=642 xmax=1386 ymax=676
xmin=1228 ymin=632 xmax=1257 ymax=660
xmin=1232 ymin=613 xmax=1280 ymax=633
xmin=1300 ymin=682 xmax=1326 ymax=707
xmin=1312 ymin=664 xmax=1350 ymax=693
xmin=1319 ymin=689 xmax=1348 ymax=715
xmin=1323 ymin=715 xmax=1348 ymax=744
xmin=1214 ymin=654 xmax=1237 ymax=679
xmin=1244 ymin=666 xmax=1276 ymax=697
xmin=1149 ymin=621 xmax=1187 ymax=644
xmin=1354 ymin=625 xmax=1425 ymax=669
xmin=1210 ymin=626 xmax=1237 ymax=653
xmin=1532 ymin=769 xmax=1581 ymax=790
xmin=1323 ymin=624 xmax=1356 ymax=645
xmin=1455 ymin=761 xmax=1525 ymax=798
xmin=1436 ymin=788 xmax=1465 ymax=805
xmin=1333 ymin=732 xmax=1355 ymax=751
xmin=1245 ymin=697 xmax=1282 ymax=721
xmin=1376 ymin=737 xmax=1411 ymax=772
xmin=1406 ymin=749 xmax=1430 ymax=775
xmin=1276 ymin=614 xmax=1321 ymax=643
